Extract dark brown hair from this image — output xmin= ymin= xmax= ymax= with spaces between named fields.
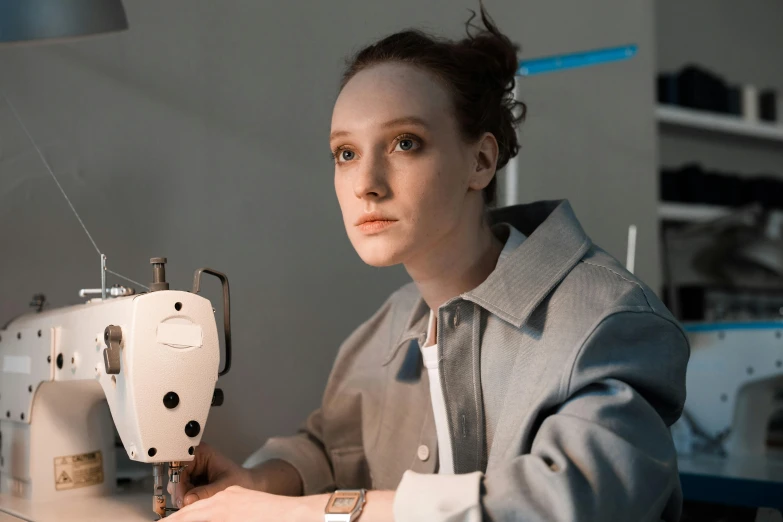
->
xmin=340 ymin=2 xmax=526 ymax=206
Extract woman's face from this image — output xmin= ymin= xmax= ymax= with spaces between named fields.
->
xmin=330 ymin=62 xmax=494 ymax=267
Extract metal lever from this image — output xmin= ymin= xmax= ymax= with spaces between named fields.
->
xmin=80 ymin=286 xmax=135 ymax=298
xmin=103 ymin=325 xmax=122 ymax=375
xmin=191 ymin=268 xmax=231 ymax=377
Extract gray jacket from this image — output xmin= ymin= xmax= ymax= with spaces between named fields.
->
xmin=245 ymin=200 xmax=690 ymax=521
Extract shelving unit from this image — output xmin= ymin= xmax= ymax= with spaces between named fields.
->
xmin=657 ymin=105 xmax=783 ymax=224
xmin=656 ymin=105 xmax=783 ymax=142
xmin=657 ymin=202 xmax=732 ymax=223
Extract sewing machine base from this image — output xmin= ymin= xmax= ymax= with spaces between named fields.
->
xmin=0 ymin=479 xmax=165 ymax=521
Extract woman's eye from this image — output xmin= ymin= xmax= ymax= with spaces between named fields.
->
xmin=339 ymin=149 xmax=355 ymax=162
xmin=394 ymin=138 xmax=420 ymax=152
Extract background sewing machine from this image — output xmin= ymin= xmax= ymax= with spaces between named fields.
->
xmin=663 ymin=208 xmax=783 ymax=520
xmin=0 ymin=258 xmax=231 ymax=521
xmin=672 ymin=321 xmax=783 ymax=520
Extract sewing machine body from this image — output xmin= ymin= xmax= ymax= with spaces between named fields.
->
xmin=673 ymin=322 xmax=783 ymax=457
xmin=0 ymin=288 xmax=222 ymax=521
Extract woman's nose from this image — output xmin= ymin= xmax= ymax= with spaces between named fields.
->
xmin=353 ymin=153 xmax=389 ymax=200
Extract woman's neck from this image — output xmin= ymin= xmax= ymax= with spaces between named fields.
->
xmin=404 ymin=215 xmax=504 ymax=314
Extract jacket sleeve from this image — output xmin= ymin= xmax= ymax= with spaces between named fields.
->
xmin=242 ymin=290 xmax=404 ymax=495
xmin=393 ymin=310 xmax=690 ymax=522
xmin=242 ymin=406 xmax=336 ymax=494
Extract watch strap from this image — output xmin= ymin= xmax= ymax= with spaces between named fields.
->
xmin=325 ymin=515 xmax=353 ymax=522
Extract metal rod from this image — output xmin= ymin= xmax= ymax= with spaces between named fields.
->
xmin=101 ymin=254 xmax=107 ymax=300
xmin=2 ymin=92 xmax=103 ymax=255
xmin=626 ymin=225 xmax=637 ymax=274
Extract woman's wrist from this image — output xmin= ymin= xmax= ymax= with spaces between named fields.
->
xmin=305 ymin=490 xmax=395 ymax=522
xmin=298 ymin=493 xmax=331 ymax=522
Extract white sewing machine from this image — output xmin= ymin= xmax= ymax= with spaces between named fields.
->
xmin=673 ymin=321 xmax=783 ymax=515
xmin=0 ymin=258 xmax=231 ymax=521
xmin=673 ymin=321 xmax=783 ymax=458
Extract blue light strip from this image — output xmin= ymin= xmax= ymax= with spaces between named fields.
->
xmin=517 ymin=45 xmax=637 ymax=76
xmin=683 ymin=321 xmax=783 ymax=333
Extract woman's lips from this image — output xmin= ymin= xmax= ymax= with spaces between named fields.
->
xmin=357 ymin=220 xmax=397 ymax=234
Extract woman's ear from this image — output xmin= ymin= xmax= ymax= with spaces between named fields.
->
xmin=468 ymin=132 xmax=499 ymax=191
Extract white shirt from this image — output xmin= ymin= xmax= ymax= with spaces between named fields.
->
xmin=421 ymin=224 xmax=526 ymax=474
xmin=421 ymin=313 xmax=454 ymax=474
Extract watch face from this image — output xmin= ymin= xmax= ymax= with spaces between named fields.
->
xmin=334 ymin=498 xmax=355 ymax=508
xmin=327 ymin=492 xmax=360 ymax=514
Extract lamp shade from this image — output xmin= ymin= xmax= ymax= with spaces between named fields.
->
xmin=0 ymin=0 xmax=128 ymax=44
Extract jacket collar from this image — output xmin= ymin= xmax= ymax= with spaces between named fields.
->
xmin=463 ymin=199 xmax=592 ymax=328
xmin=384 ymin=200 xmax=591 ymax=365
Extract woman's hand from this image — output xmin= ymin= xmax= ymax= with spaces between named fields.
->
xmin=166 ymin=486 xmax=396 ymax=522
xmin=168 ymin=443 xmax=255 ymax=508
xmin=164 ymin=486 xmax=326 ymax=522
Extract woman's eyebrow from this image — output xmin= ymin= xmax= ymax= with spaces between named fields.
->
xmin=380 ymin=116 xmax=430 ymax=130
xmin=330 ymin=116 xmax=430 ymax=141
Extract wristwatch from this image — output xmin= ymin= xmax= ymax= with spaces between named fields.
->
xmin=324 ymin=489 xmax=366 ymax=522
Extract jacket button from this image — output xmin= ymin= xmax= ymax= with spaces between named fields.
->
xmin=417 ymin=445 xmax=430 ymax=461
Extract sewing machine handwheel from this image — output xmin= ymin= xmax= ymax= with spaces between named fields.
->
xmin=211 ymin=388 xmax=224 ymax=407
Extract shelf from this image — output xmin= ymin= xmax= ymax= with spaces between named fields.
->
xmin=656 ymin=105 xmax=783 ymax=142
xmin=658 ymin=202 xmax=732 ymax=222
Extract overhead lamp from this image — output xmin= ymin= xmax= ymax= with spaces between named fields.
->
xmin=0 ymin=0 xmax=128 ymax=45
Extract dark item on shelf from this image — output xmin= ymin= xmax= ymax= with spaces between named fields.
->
xmin=660 ymin=168 xmax=680 ymax=202
xmin=660 ymin=164 xmax=783 ymax=210
xmin=677 ymin=65 xmax=731 ymax=114
xmin=657 ymin=73 xmax=679 ymax=105
xmin=760 ymin=89 xmax=777 ymax=123
xmin=680 ymin=163 xmax=708 ymax=204
xmin=714 ymin=173 xmax=744 ymax=207
xmin=744 ymin=176 xmax=783 ymax=210
xmin=727 ymin=85 xmax=742 ymax=116
xmin=657 ymin=65 xmax=756 ymax=117
xmin=659 ymin=163 xmax=708 ymax=204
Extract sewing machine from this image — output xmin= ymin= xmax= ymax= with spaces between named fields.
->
xmin=0 ymin=258 xmax=231 ymax=521
xmin=673 ymin=321 xmax=783 ymax=457
xmin=672 ymin=321 xmax=783 ymax=515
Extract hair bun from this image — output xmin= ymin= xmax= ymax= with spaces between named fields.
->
xmin=461 ymin=9 xmax=520 ymax=92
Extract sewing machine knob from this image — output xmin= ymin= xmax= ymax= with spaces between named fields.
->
xmin=185 ymin=421 xmax=200 ymax=438
xmin=163 ymin=392 xmax=180 ymax=409
xmin=149 ymin=257 xmax=170 ymax=292
xmin=103 ymin=325 xmax=122 ymax=375
xmin=211 ymin=388 xmax=224 ymax=407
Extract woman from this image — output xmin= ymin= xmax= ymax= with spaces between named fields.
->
xmin=168 ymin=5 xmax=689 ymax=522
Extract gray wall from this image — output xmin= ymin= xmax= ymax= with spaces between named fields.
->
xmin=657 ymin=0 xmax=783 ymax=175
xmin=0 ymin=0 xmax=657 ymax=462
xmin=507 ymin=0 xmax=659 ymax=293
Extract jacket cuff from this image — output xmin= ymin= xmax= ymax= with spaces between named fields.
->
xmin=242 ymin=435 xmax=335 ymax=495
xmin=393 ymin=470 xmax=483 ymax=522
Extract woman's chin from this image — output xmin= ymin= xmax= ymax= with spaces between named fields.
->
xmin=355 ymin=245 xmax=404 ymax=268
xmin=359 ymin=253 xmax=400 ymax=268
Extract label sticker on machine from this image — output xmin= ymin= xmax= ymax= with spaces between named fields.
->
xmin=53 ymin=451 xmax=104 ymax=491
